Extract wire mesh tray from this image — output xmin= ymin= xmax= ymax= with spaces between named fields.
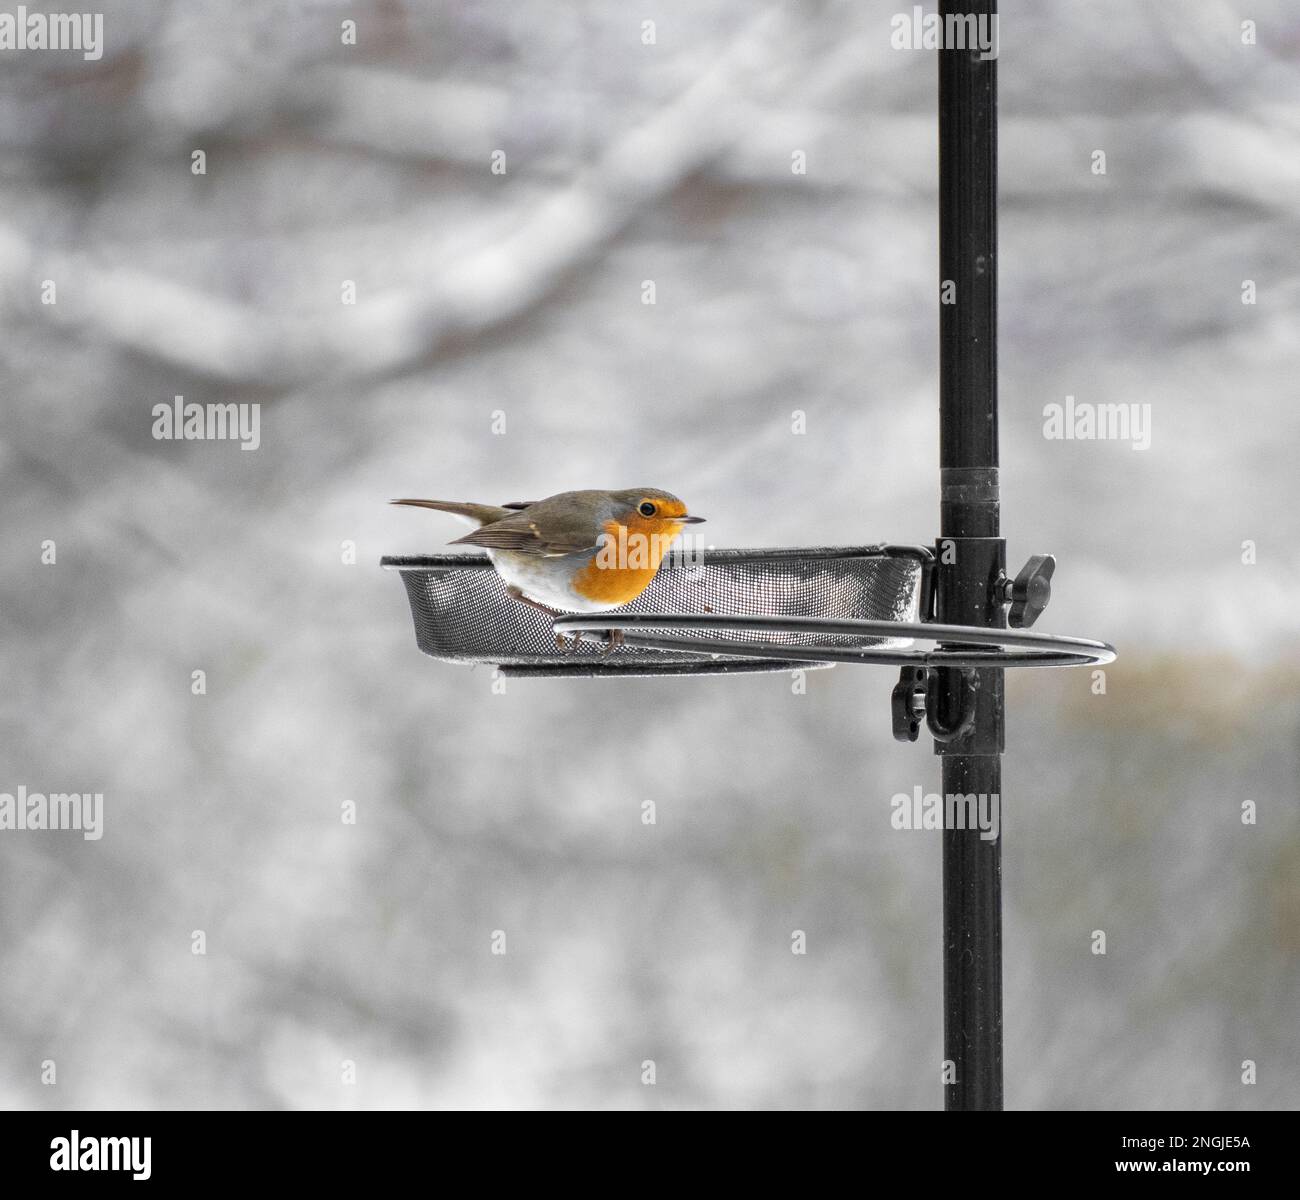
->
xmin=382 ymin=545 xmax=928 ymax=677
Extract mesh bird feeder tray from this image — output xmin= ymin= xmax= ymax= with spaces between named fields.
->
xmin=382 ymin=545 xmax=928 ymax=677
xmin=381 ymin=544 xmax=1114 ymax=680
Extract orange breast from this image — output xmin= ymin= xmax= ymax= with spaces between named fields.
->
xmin=571 ymin=517 xmax=684 ymax=605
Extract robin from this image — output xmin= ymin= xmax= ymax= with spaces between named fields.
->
xmin=391 ymin=489 xmax=705 ymax=640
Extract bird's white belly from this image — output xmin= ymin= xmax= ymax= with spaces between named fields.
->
xmin=488 ymin=549 xmax=613 ymax=613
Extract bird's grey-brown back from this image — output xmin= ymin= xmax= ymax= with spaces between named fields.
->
xmin=451 ymin=491 xmax=611 ymax=557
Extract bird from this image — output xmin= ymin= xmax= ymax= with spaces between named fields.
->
xmin=390 ymin=489 xmax=705 ymax=637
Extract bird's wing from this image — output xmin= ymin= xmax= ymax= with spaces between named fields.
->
xmin=501 ymin=500 xmax=538 ymax=510
xmin=450 ymin=508 xmax=600 ymax=557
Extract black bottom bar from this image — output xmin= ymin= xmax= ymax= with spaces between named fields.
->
xmin=0 ymin=1109 xmax=1291 ymax=1181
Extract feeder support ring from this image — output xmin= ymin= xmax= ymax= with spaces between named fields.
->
xmin=550 ymin=613 xmax=1116 ymax=670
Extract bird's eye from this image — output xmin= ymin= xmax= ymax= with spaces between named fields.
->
xmin=638 ymin=501 xmax=657 ymax=517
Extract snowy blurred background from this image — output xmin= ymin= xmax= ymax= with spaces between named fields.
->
xmin=1 ymin=0 xmax=1298 ymax=1109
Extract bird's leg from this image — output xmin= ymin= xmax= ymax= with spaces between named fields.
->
xmin=600 ymin=628 xmax=625 ymax=657
xmin=504 ymin=585 xmax=573 ymax=650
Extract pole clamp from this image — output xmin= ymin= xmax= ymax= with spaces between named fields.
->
xmin=891 ymin=665 xmax=980 ymax=744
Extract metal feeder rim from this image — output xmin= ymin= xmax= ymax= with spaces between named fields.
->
xmin=550 ymin=613 xmax=1117 ymax=669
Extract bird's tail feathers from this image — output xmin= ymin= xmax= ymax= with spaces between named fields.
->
xmin=389 ymin=498 xmax=513 ymax=527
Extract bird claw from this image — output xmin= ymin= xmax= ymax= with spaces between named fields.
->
xmin=552 ymin=627 xmax=622 ymax=655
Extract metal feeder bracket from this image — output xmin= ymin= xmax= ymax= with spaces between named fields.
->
xmin=891 ymin=552 xmax=1061 ymax=744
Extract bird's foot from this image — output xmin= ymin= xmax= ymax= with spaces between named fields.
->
xmin=551 ymin=627 xmax=622 ymax=655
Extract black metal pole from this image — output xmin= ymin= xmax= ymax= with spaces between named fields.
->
xmin=937 ymin=0 xmax=1004 ymax=1111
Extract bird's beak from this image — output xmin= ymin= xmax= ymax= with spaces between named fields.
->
xmin=680 ymin=515 xmax=706 ymax=524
